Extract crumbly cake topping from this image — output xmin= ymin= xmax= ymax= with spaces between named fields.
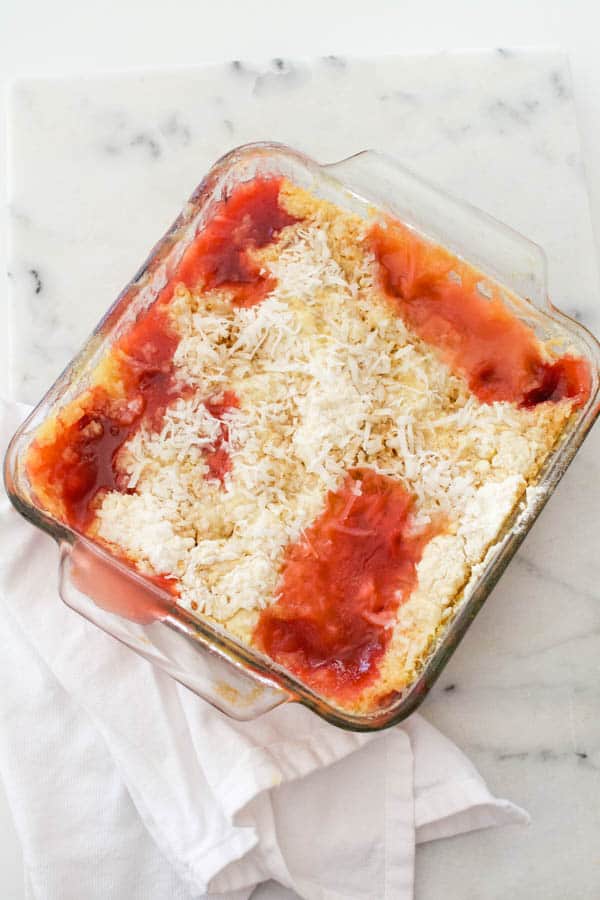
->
xmin=26 ymin=176 xmax=586 ymax=712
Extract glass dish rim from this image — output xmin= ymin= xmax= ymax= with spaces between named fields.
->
xmin=4 ymin=140 xmax=600 ymax=731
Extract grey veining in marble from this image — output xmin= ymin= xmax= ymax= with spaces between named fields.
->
xmin=7 ymin=51 xmax=600 ymax=400
xmin=7 ymin=51 xmax=600 ymax=900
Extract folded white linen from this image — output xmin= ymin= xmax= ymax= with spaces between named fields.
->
xmin=0 ymin=399 xmax=528 ymax=900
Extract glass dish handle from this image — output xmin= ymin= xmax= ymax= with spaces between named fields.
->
xmin=59 ymin=538 xmax=291 ymax=720
xmin=324 ymin=149 xmax=550 ymax=311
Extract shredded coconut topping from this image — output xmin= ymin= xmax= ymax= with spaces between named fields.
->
xmin=92 ymin=185 xmax=571 ymax=708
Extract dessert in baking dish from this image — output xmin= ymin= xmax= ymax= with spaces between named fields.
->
xmin=26 ymin=175 xmax=591 ymax=712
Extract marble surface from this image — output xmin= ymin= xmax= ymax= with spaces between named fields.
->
xmin=6 ymin=51 xmax=600 ymax=899
xmin=8 ymin=51 xmax=600 ymax=400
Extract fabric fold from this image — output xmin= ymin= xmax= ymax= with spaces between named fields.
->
xmin=0 ymin=399 xmax=527 ymax=900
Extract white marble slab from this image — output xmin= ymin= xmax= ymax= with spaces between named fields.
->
xmin=7 ymin=52 xmax=600 ymax=899
xmin=8 ymin=51 xmax=600 ymax=400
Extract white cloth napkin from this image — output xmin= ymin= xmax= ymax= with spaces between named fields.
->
xmin=0 ymin=399 xmax=528 ymax=900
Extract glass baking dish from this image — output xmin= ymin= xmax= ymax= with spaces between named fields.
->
xmin=4 ymin=142 xmax=600 ymax=731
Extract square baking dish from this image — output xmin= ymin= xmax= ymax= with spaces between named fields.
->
xmin=5 ymin=142 xmax=600 ymax=730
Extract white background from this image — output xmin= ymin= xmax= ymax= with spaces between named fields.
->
xmin=1 ymin=1 xmax=599 ymax=897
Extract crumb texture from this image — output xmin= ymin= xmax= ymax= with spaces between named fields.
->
xmin=27 ymin=178 xmax=576 ymax=712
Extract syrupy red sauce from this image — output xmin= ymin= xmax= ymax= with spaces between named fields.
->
xmin=29 ymin=311 xmax=242 ymax=527
xmin=162 ymin=176 xmax=300 ymax=308
xmin=117 ymin=302 xmax=183 ymax=427
xmin=521 ymin=356 xmax=591 ymax=408
xmin=369 ymin=220 xmax=591 ymax=408
xmin=28 ymin=303 xmax=182 ymax=531
xmin=203 ymin=390 xmax=240 ymax=485
xmin=28 ymin=177 xmax=295 ymax=531
xmin=254 ymin=469 xmax=439 ymax=700
xmin=57 ymin=402 xmax=133 ymax=529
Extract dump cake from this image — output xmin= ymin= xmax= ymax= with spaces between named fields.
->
xmin=26 ymin=175 xmax=591 ymax=712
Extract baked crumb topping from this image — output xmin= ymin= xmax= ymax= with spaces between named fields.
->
xmin=26 ymin=175 xmax=588 ymax=712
